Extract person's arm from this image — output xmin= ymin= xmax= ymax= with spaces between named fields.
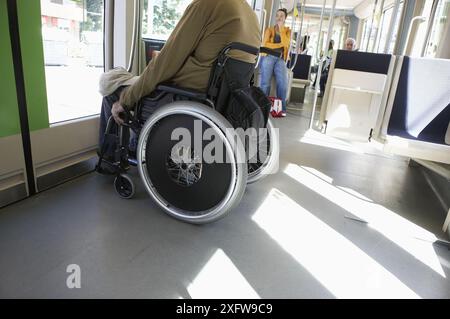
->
xmin=263 ymin=27 xmax=284 ymax=50
xmin=118 ymin=0 xmax=208 ymax=109
xmin=151 ymin=50 xmax=160 ymax=59
xmin=286 ymin=28 xmax=292 ymax=60
xmin=281 ymin=27 xmax=291 ymax=48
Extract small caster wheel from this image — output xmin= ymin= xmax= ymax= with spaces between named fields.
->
xmin=114 ymin=174 xmax=135 ymax=199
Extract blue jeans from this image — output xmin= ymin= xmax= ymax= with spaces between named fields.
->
xmin=259 ymin=55 xmax=288 ymax=112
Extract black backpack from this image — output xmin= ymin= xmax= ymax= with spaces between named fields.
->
xmin=225 ymin=85 xmax=271 ymax=132
xmin=209 ymin=56 xmax=271 ymax=132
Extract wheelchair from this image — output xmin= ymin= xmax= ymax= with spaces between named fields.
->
xmin=96 ymin=43 xmax=280 ymax=224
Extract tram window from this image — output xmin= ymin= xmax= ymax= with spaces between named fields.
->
xmin=376 ymin=1 xmax=404 ymax=54
xmin=142 ymin=0 xmax=192 ymax=41
xmin=40 ymin=0 xmax=104 ymax=124
xmin=367 ymin=19 xmax=379 ymax=52
xmin=338 ymin=22 xmax=349 ymax=50
xmin=300 ymin=15 xmax=345 ymax=62
xmin=410 ymin=0 xmax=435 ymax=57
xmin=361 ymin=1 xmax=404 ymax=53
xmin=425 ymin=0 xmax=450 ymax=57
xmin=360 ymin=18 xmax=370 ymax=51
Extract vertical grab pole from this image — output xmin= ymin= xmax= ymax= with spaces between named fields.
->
xmin=289 ymin=0 xmax=306 ymax=71
xmin=420 ymin=0 xmax=439 ymax=57
xmin=259 ymin=0 xmax=267 ymax=38
xmin=298 ymin=0 xmax=306 ymax=50
xmin=299 ymin=0 xmax=307 ymax=64
xmin=256 ymin=0 xmax=267 ymax=69
xmin=287 ymin=0 xmax=300 ymax=65
xmin=127 ymin=0 xmax=141 ymax=74
xmin=314 ymin=0 xmax=327 ymax=62
xmin=309 ymin=0 xmax=336 ymax=130
xmin=365 ymin=0 xmax=378 ymax=52
xmin=104 ymin=0 xmax=114 ymax=72
xmin=403 ymin=16 xmax=427 ymax=56
xmin=383 ymin=0 xmax=401 ymax=53
xmin=372 ymin=0 xmax=385 ymax=52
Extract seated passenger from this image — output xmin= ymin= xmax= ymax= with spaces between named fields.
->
xmin=259 ymin=8 xmax=291 ymax=117
xmin=300 ymin=35 xmax=311 ymax=55
xmin=98 ymin=0 xmax=261 ymax=156
xmin=319 ymin=39 xmax=334 ymax=97
xmin=345 ymin=38 xmax=357 ymax=51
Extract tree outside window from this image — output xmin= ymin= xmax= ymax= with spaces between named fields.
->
xmin=143 ymin=0 xmax=191 ymax=39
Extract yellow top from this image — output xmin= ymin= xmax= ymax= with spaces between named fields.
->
xmin=262 ymin=25 xmax=291 ymax=61
xmin=119 ymin=0 xmax=261 ymax=109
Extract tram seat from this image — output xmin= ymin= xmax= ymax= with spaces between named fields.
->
xmin=287 ymin=53 xmax=312 ymax=104
xmin=319 ymin=51 xmax=450 ymax=164
xmin=384 ymin=56 xmax=450 ymax=146
xmin=97 ymin=43 xmax=279 ymax=224
xmin=320 ymin=50 xmax=394 ymax=142
xmin=380 ymin=56 xmax=450 ymax=164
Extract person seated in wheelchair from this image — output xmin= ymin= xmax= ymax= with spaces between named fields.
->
xmin=98 ymin=0 xmax=261 ymax=166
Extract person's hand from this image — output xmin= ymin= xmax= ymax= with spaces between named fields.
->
xmin=277 ymin=21 xmax=285 ymax=31
xmin=151 ymin=50 xmax=160 ymax=59
xmin=112 ymin=101 xmax=125 ymax=125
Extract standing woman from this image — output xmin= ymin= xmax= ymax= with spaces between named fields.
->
xmin=259 ymin=8 xmax=291 ymax=117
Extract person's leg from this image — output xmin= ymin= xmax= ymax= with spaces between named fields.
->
xmin=98 ymin=86 xmax=126 ymax=156
xmin=274 ymin=57 xmax=288 ymax=113
xmin=319 ymin=70 xmax=328 ymax=96
xmin=99 ymin=95 xmax=115 ymax=147
xmin=259 ymin=56 xmax=276 ymax=96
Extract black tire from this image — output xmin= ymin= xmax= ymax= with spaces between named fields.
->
xmin=114 ymin=174 xmax=135 ymax=199
xmin=137 ymin=101 xmax=248 ymax=224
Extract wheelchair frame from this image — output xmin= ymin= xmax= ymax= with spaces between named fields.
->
xmin=96 ymin=43 xmax=280 ymax=224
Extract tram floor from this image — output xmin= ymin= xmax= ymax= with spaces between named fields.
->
xmin=0 ymin=108 xmax=449 ymax=298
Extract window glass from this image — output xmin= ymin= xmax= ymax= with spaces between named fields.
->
xmin=425 ymin=0 xmax=450 ymax=57
xmin=41 ymin=0 xmax=104 ymax=123
xmin=376 ymin=7 xmax=392 ymax=52
xmin=298 ymin=15 xmax=344 ymax=64
xmin=367 ymin=13 xmax=380 ymax=52
xmin=142 ymin=0 xmax=192 ymax=40
xmin=360 ymin=18 xmax=370 ymax=51
xmin=410 ymin=0 xmax=434 ymax=57
xmin=376 ymin=1 xmax=404 ymax=53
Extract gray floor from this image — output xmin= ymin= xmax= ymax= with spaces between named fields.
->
xmin=1 ymin=101 xmax=449 ymax=298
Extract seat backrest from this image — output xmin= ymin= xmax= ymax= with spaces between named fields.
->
xmin=288 ymin=54 xmax=312 ymax=80
xmin=386 ymin=56 xmax=450 ymax=145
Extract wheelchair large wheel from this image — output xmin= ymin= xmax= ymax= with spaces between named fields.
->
xmin=247 ymin=119 xmax=279 ymax=184
xmin=137 ymin=101 xmax=248 ymax=224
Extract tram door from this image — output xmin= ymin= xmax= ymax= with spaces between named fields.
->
xmin=0 ymin=0 xmax=107 ymax=208
xmin=0 ymin=0 xmax=270 ymax=208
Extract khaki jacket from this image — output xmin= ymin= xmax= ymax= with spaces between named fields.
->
xmin=119 ymin=0 xmax=261 ymax=109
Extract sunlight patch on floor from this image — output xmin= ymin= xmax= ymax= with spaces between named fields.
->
xmin=299 ymin=129 xmax=386 ymax=155
xmin=284 ymin=164 xmax=446 ymax=278
xmin=187 ymin=249 xmax=260 ymax=299
xmin=252 ymin=188 xmax=420 ymax=299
